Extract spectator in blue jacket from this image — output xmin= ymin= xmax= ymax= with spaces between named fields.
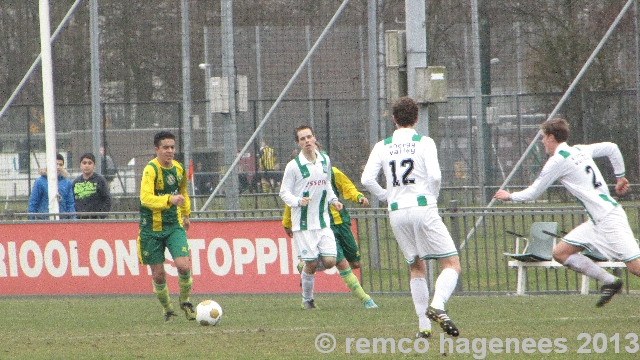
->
xmin=28 ymin=153 xmax=75 ymax=219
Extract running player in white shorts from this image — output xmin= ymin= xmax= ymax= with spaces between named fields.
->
xmin=495 ymin=118 xmax=640 ymax=308
xmin=280 ymin=125 xmax=343 ymax=310
xmin=362 ymin=96 xmax=461 ymax=338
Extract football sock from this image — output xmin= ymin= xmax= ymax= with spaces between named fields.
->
xmin=262 ymin=183 xmax=268 ymax=193
xmin=564 ymin=253 xmax=616 ymax=284
xmin=153 ymin=281 xmax=173 ymax=312
xmin=178 ymin=270 xmax=193 ymax=303
xmin=410 ymin=278 xmax=430 ymax=331
xmin=339 ymin=268 xmax=370 ymax=302
xmin=430 ymin=268 xmax=459 ymax=310
xmin=301 ymin=272 xmax=315 ymax=302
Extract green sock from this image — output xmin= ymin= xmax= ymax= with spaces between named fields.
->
xmin=178 ymin=270 xmax=193 ymax=304
xmin=153 ymin=281 xmax=173 ymax=312
xmin=340 ymin=268 xmax=370 ymax=302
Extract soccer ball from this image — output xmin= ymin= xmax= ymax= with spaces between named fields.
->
xmin=196 ymin=300 xmax=223 ymax=326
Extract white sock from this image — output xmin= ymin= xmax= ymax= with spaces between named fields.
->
xmin=301 ymin=272 xmax=315 ymax=302
xmin=564 ymin=253 xmax=616 ymax=284
xmin=410 ymin=278 xmax=430 ymax=331
xmin=430 ymin=268 xmax=459 ymax=310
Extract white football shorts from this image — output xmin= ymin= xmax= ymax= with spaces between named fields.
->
xmin=563 ymin=205 xmax=640 ymax=262
xmin=293 ymin=227 xmax=337 ymax=261
xmin=389 ymin=205 xmax=458 ymax=264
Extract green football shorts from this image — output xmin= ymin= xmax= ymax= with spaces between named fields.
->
xmin=137 ymin=224 xmax=189 ymax=265
xmin=331 ymin=222 xmax=361 ymax=264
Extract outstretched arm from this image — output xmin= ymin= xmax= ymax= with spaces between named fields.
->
xmin=615 ymin=177 xmax=629 ymax=195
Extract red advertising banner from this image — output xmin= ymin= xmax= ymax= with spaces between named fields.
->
xmin=0 ymin=220 xmax=359 ymax=295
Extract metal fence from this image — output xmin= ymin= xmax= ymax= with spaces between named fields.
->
xmin=2 ymin=204 xmax=638 ymax=295
xmin=3 ymin=88 xmax=640 ymax=205
xmin=355 ymin=204 xmax=639 ymax=295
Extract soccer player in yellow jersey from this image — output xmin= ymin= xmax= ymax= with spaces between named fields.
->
xmin=137 ymin=131 xmax=196 ymax=323
xmin=283 ymin=165 xmax=378 ymax=309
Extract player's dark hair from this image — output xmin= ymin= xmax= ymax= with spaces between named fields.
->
xmin=392 ymin=96 xmax=419 ymax=127
xmin=56 ymin=153 xmax=65 ymax=164
xmin=294 ymin=125 xmax=313 ymax=142
xmin=154 ymin=131 xmax=176 ymax=147
xmin=79 ymin=153 xmax=96 ymax=164
xmin=541 ymin=118 xmax=569 ymax=143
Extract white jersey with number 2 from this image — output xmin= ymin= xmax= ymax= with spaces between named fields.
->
xmin=510 ymin=142 xmax=626 ymax=222
xmin=361 ymin=128 xmax=441 ymax=210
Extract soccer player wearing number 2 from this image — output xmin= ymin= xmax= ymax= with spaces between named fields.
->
xmin=361 ymin=97 xmax=461 ymax=338
xmin=494 ymin=118 xmax=640 ymax=307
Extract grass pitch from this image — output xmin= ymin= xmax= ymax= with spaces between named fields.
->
xmin=0 ymin=293 xmax=638 ymax=359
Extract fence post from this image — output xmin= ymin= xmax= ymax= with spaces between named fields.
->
xmin=449 ymin=199 xmax=462 ymax=292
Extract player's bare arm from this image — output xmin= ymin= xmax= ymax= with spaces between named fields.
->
xmin=494 ymin=189 xmax=511 ymax=201
xmin=170 ymin=194 xmax=185 ymax=206
xmin=299 ymin=197 xmax=312 ymax=206
xmin=182 ymin=215 xmax=190 ymax=231
xmin=359 ymin=196 xmax=370 ymax=207
xmin=615 ymin=177 xmax=629 ymax=195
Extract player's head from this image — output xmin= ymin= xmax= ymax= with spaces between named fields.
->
xmin=294 ymin=125 xmax=316 ymax=151
xmin=392 ymin=96 xmax=419 ymax=127
xmin=294 ymin=125 xmax=314 ymax=142
xmin=154 ymin=131 xmax=176 ymax=147
xmin=540 ymin=118 xmax=569 ymax=143
xmin=153 ymin=131 xmax=176 ymax=165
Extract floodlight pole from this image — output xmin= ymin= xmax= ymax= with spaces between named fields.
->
xmin=221 ymin=0 xmax=240 ymax=210
xmin=405 ymin=0 xmax=429 ymax=136
xmin=202 ymin=26 xmax=214 ymax=148
xmin=181 ymin=0 xmax=193 ymax=204
xmin=90 ymin=0 xmax=102 ymax=174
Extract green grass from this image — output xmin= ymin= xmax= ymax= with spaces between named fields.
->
xmin=1 ymin=293 xmax=639 ymax=359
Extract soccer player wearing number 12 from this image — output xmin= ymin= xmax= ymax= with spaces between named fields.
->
xmin=361 ymin=97 xmax=461 ymax=338
xmin=494 ymin=118 xmax=640 ymax=307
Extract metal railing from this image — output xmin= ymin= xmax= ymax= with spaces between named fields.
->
xmin=3 ymin=203 xmax=638 ymax=295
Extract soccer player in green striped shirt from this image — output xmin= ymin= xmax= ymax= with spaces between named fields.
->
xmin=279 ymin=126 xmax=343 ymax=309
xmin=137 ymin=131 xmax=196 ymax=322
xmin=283 ymin=165 xmax=378 ymax=309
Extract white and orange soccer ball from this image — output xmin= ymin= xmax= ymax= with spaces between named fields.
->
xmin=196 ymin=300 xmax=223 ymax=326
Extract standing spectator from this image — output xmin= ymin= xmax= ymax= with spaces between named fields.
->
xmin=361 ymin=97 xmax=461 ymax=338
xmin=72 ymin=153 xmax=112 ymax=219
xmin=258 ymin=140 xmax=277 ymax=193
xmin=100 ymin=146 xmax=117 ymax=186
xmin=28 ymin=153 xmax=75 ymax=219
xmin=137 ymin=131 xmax=196 ymax=323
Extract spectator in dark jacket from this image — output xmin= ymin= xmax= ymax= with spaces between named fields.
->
xmin=72 ymin=153 xmax=112 ymax=219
